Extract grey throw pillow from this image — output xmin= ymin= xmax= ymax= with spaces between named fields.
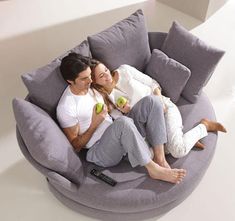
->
xmin=161 ymin=21 xmax=225 ymax=103
xmin=22 ymin=40 xmax=90 ymax=118
xmin=12 ymin=98 xmax=84 ymax=184
xmin=145 ymin=49 xmax=191 ymax=103
xmin=22 ymin=60 xmax=66 ymax=118
xmin=88 ymin=9 xmax=151 ymax=72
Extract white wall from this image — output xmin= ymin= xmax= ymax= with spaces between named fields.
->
xmin=0 ymin=0 xmax=201 ymax=138
xmin=157 ymin=0 xmax=228 ymax=20
xmin=207 ymin=0 xmax=228 ymax=19
xmin=157 ymin=0 xmax=209 ymax=20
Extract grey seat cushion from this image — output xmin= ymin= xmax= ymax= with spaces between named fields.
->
xmin=44 ymin=93 xmax=217 ymax=213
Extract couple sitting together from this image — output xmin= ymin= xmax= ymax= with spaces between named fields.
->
xmin=56 ymin=53 xmax=226 ymax=184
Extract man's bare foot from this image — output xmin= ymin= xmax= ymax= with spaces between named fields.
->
xmin=195 ymin=141 xmax=205 ymax=149
xmin=154 ymin=157 xmax=171 ymax=169
xmin=146 ymin=161 xmax=186 ymax=184
xmin=201 ymin=118 xmax=227 ymax=133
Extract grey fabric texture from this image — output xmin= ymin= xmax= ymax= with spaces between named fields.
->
xmin=12 ymin=98 xmax=84 ymax=185
xmin=22 ymin=40 xmax=90 ymax=118
xmin=145 ymin=49 xmax=191 ymax=103
xmin=128 ymin=95 xmax=167 ymax=146
xmin=148 ymin=32 xmax=167 ymax=51
xmin=88 ymin=9 xmax=151 ymax=71
xmin=161 ymin=21 xmax=225 ymax=103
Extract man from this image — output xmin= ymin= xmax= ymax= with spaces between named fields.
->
xmin=56 ymin=53 xmax=186 ymax=184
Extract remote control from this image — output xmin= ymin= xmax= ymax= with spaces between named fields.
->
xmin=90 ymin=169 xmax=117 ymax=186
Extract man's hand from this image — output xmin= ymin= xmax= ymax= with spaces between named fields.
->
xmin=63 ymin=104 xmax=108 ymax=152
xmin=90 ymin=104 xmax=108 ymax=129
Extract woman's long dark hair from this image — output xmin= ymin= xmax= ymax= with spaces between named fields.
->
xmin=89 ymin=59 xmax=117 ymax=113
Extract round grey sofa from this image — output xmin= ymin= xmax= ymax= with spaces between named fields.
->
xmin=14 ymin=43 xmax=218 ymax=215
xmin=13 ymin=9 xmax=224 ymax=216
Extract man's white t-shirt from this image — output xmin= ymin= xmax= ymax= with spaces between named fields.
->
xmin=57 ymin=87 xmax=113 ymax=148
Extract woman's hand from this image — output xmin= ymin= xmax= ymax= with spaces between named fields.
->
xmin=163 ymin=104 xmax=168 ymax=113
xmin=118 ymin=102 xmax=131 ymax=114
xmin=153 ymin=87 xmax=162 ymax=96
xmin=153 ymin=87 xmax=167 ymax=113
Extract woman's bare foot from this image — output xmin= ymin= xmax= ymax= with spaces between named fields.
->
xmin=145 ymin=161 xmax=186 ymax=184
xmin=195 ymin=141 xmax=205 ymax=149
xmin=201 ymin=118 xmax=227 ymax=133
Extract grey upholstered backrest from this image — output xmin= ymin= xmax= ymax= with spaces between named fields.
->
xmin=148 ymin=32 xmax=167 ymax=52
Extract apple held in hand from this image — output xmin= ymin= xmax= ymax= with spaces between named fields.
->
xmin=96 ymin=103 xmax=104 ymax=114
xmin=116 ymin=96 xmax=127 ymax=108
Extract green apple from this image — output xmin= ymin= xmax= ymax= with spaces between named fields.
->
xmin=116 ymin=96 xmax=127 ymax=108
xmin=96 ymin=103 xmax=104 ymax=114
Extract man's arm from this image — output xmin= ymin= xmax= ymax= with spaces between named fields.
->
xmin=63 ymin=105 xmax=108 ymax=152
xmin=62 ymin=123 xmax=97 ymax=152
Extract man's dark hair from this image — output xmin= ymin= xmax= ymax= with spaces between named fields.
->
xmin=60 ymin=53 xmax=91 ymax=83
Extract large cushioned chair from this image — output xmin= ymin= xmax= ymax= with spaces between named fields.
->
xmin=13 ymin=10 xmax=224 ymax=214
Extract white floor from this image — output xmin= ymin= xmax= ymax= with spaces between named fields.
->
xmin=1 ymin=1 xmax=235 ymax=221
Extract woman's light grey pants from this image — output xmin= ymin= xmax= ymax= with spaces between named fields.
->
xmin=86 ymin=96 xmax=167 ymax=168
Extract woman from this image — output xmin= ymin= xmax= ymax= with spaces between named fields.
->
xmin=90 ymin=60 xmax=227 ymax=159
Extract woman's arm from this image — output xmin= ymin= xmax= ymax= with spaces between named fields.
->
xmin=119 ymin=64 xmax=161 ymax=91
